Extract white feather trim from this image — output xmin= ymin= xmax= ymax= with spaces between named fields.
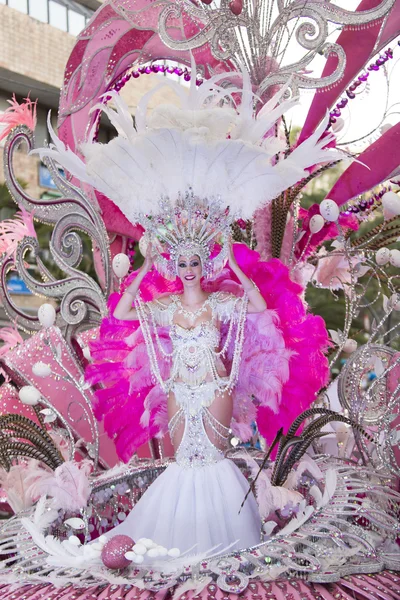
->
xmin=32 ymin=70 xmax=345 ymax=224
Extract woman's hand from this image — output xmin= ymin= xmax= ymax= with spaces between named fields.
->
xmin=228 ymin=238 xmax=237 ymax=269
xmin=142 ymin=242 xmax=154 ymax=274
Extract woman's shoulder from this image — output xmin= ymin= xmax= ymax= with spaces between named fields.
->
xmin=152 ymin=294 xmax=179 ymax=307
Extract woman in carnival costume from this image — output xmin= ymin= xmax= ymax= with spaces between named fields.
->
xmin=36 ymin=66 xmax=343 ymax=554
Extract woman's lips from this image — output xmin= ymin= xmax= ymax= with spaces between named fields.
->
xmin=185 ymin=275 xmax=195 ymax=280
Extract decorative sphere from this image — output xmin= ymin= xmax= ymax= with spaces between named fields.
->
xmin=320 ymin=199 xmax=340 ymax=222
xmin=382 ymin=191 xmax=400 ymax=218
xmin=112 ymin=254 xmax=130 ymax=279
xmin=391 ymin=293 xmax=400 ymax=311
xmin=19 ymin=385 xmax=41 ymax=406
xmin=332 ymin=118 xmax=344 ymax=133
xmin=32 ymin=362 xmax=52 ymax=378
xmin=138 ymin=235 xmax=150 ymax=259
xmin=101 ymin=535 xmax=134 ymax=570
xmin=390 ymin=249 xmax=400 ymax=268
xmin=132 ymin=542 xmax=146 ymax=555
xmin=380 ymin=123 xmax=392 ymax=135
xmin=309 ymin=214 xmax=325 ymax=234
xmin=38 ymin=303 xmax=56 ymax=328
xmin=229 ymin=0 xmax=243 ymax=15
xmin=376 ymin=247 xmax=391 ymax=266
xmin=343 ymin=339 xmax=357 ymax=354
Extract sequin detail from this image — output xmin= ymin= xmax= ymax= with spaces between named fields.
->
xmin=169 ymin=381 xmax=230 ymax=469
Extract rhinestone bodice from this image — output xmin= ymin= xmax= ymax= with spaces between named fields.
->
xmin=143 ymin=292 xmax=246 ymax=389
xmin=169 ymin=381 xmax=230 ymax=469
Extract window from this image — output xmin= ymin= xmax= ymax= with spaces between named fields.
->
xmin=2 ymin=0 xmax=94 ymax=35
xmin=68 ymin=8 xmax=85 ymax=36
xmin=8 ymin=0 xmax=27 ymax=11
xmin=28 ymin=0 xmax=48 ymax=22
xmin=49 ymin=0 xmax=67 ymax=31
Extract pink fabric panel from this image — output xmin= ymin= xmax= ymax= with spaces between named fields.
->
xmin=299 ymin=0 xmax=400 ymax=143
xmin=327 ymin=121 xmax=400 ymax=204
xmin=0 ymin=327 xmax=119 ymax=467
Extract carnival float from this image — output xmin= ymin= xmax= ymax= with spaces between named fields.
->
xmin=0 ymin=0 xmax=399 ymax=598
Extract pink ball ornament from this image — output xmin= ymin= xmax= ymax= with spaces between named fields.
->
xmin=101 ymin=535 xmax=134 ymax=570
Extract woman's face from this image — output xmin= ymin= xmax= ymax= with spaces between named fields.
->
xmin=177 ymin=255 xmax=202 ymax=287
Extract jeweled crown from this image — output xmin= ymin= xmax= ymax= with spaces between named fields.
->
xmin=138 ymin=189 xmax=233 ymax=280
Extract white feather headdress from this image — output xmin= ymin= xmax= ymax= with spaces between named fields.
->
xmin=33 ymin=63 xmax=343 ymax=278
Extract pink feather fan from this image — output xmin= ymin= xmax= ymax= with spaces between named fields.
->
xmin=0 ymin=208 xmax=37 ymax=260
xmin=0 ymin=325 xmax=23 ymax=357
xmin=26 ymin=460 xmax=92 ymax=512
xmin=0 ymin=95 xmax=37 ymax=142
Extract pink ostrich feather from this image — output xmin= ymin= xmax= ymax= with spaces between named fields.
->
xmin=85 ymin=245 xmax=330 ymax=461
xmin=222 ymin=244 xmax=331 ymax=445
xmin=0 ymin=463 xmax=37 ymax=514
xmin=0 ymin=325 xmax=23 ymax=357
xmin=0 ymin=208 xmax=37 ymax=260
xmin=0 ymin=95 xmax=37 ymax=142
xmin=85 ymin=290 xmax=171 ymax=462
xmin=26 ymin=460 xmax=92 ymax=512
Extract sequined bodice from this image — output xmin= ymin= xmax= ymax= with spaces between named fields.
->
xmin=170 ymin=321 xmax=220 ymax=347
xmin=169 ymin=320 xmax=222 ymax=385
xmin=134 ymin=291 xmax=249 ymax=469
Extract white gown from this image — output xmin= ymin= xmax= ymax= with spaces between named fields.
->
xmin=107 ymin=293 xmax=262 ymax=554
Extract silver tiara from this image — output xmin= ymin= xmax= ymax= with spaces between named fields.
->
xmin=138 ymin=189 xmax=234 ymax=280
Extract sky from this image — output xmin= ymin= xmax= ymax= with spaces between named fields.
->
xmin=285 ymin=0 xmax=399 ymax=151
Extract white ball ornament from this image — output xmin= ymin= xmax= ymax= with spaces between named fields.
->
xmin=380 ymin=123 xmax=392 ymax=135
xmin=138 ymin=235 xmax=149 ymax=259
xmin=390 ymin=249 xmax=400 ymax=268
xmin=382 ymin=191 xmax=400 ymax=218
xmin=38 ymin=303 xmax=56 ymax=328
xmin=391 ymin=293 xmax=400 ymax=311
xmin=376 ymin=247 xmax=391 ymax=266
xmin=19 ymin=385 xmax=41 ymax=406
xmin=320 ymin=199 xmax=340 ymax=222
xmin=157 ymin=546 xmax=168 ymax=557
xmin=147 ymin=548 xmax=159 ymax=558
xmin=124 ymin=551 xmax=137 ymax=561
xmin=309 ymin=214 xmax=325 ymax=234
xmin=32 ymin=362 xmax=52 ymax=378
xmin=167 ymin=548 xmax=181 ymax=558
xmin=112 ymin=253 xmax=130 ymax=279
xmin=343 ymin=339 xmax=358 ymax=354
xmin=132 ymin=543 xmax=146 ymax=556
xmin=133 ymin=554 xmax=144 ymax=564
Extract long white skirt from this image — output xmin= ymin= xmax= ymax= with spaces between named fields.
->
xmin=109 ymin=458 xmax=261 ymax=554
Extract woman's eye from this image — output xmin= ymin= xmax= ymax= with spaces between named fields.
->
xmin=191 ymin=261 xmax=199 ymax=267
xmin=179 ymin=263 xmax=186 ymax=268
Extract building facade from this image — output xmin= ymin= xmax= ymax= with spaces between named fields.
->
xmin=0 ymin=0 xmax=179 ymax=198
xmin=0 ymin=0 xmax=180 ymax=321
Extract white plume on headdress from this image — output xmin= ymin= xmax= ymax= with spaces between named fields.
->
xmin=33 ymin=63 xmax=343 ymax=225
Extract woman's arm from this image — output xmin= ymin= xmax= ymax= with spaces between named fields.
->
xmin=228 ymin=242 xmax=267 ymax=313
xmin=113 ymin=243 xmax=153 ymax=320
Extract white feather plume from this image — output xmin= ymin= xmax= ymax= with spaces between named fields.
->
xmin=90 ymin=91 xmax=136 ymax=142
xmin=33 ymin=66 xmax=344 ymax=223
